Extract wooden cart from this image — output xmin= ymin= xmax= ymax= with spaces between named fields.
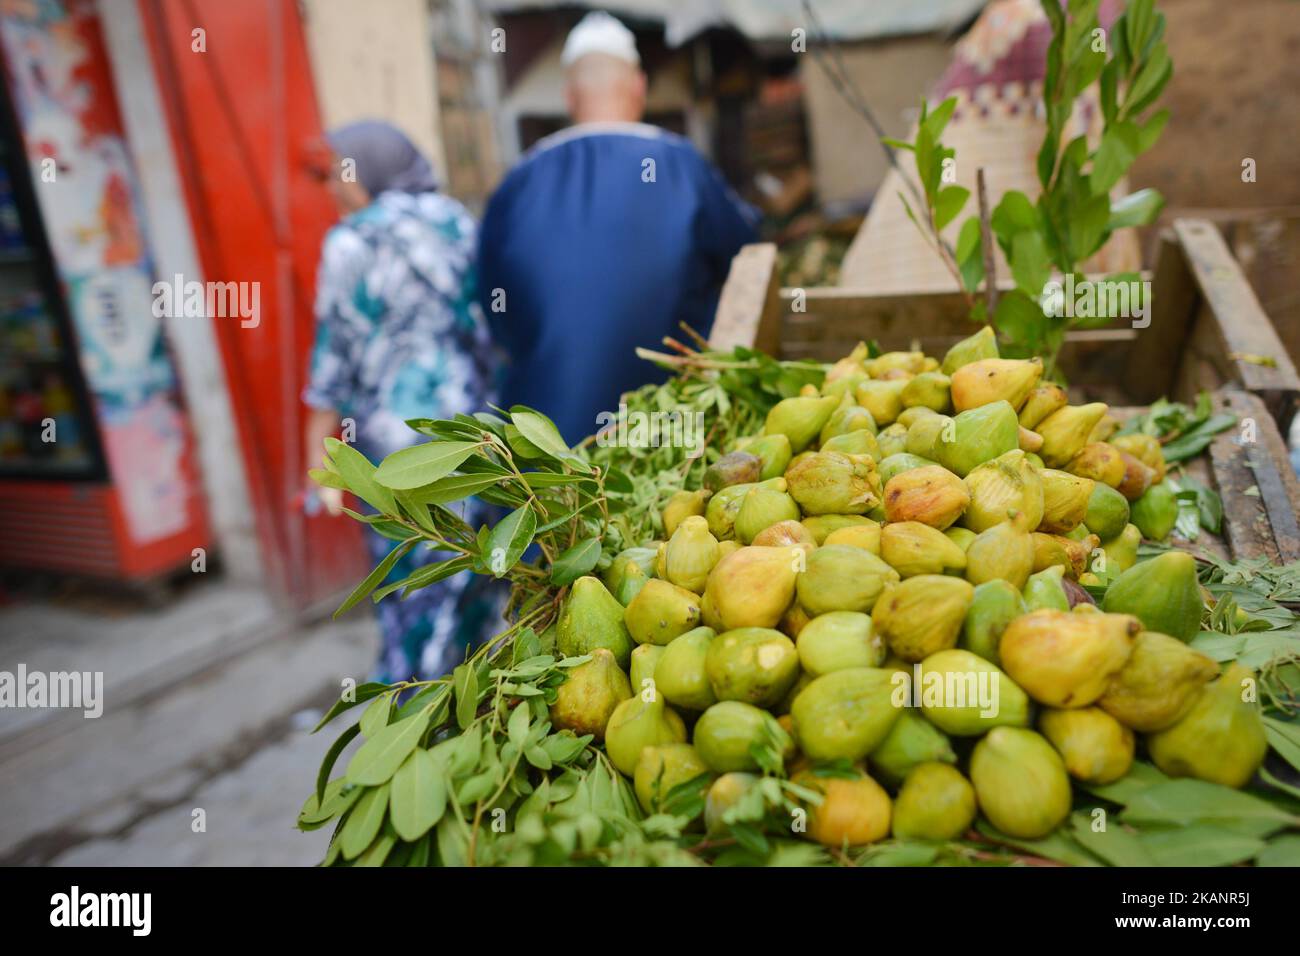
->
xmin=708 ymin=219 xmax=1300 ymax=565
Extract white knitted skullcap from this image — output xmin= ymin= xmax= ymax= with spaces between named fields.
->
xmin=561 ymin=11 xmax=640 ymax=67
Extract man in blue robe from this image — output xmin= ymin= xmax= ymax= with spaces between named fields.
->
xmin=477 ymin=11 xmax=759 ymax=444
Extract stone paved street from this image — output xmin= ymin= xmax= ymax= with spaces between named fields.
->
xmin=0 ymin=578 xmax=376 ymax=866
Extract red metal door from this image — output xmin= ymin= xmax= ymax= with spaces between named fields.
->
xmin=139 ymin=0 xmax=365 ymax=605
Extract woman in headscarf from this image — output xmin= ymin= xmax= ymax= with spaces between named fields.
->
xmin=303 ymin=120 xmax=501 ymax=683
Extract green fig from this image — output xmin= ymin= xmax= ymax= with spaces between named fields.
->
xmin=1022 ymin=564 xmax=1070 ymax=613
xmin=734 ymin=484 xmax=802 ymax=545
xmin=604 ymin=693 xmax=687 ymax=776
xmin=1083 ymin=482 xmax=1130 ymax=540
xmin=693 ymin=700 xmax=788 ymax=772
xmin=905 ymin=413 xmax=951 ymax=460
xmin=1148 ymin=663 xmax=1268 ymax=788
xmin=603 ymin=546 xmax=659 ymax=594
xmin=872 ymin=575 xmax=974 ymax=662
xmin=662 ymin=490 xmax=709 ymax=538
xmin=950 ymin=358 xmax=1042 ymax=412
xmin=800 ymin=513 xmax=873 ymax=545
xmin=796 ymin=544 xmax=899 ymax=616
xmin=1099 ymin=523 xmax=1141 ymax=575
xmin=558 ymin=576 xmax=635 ymax=669
xmin=744 ymin=433 xmax=794 ymax=481
xmin=1036 ymin=402 xmax=1109 ymax=468
xmin=785 ymin=450 xmax=881 ymax=516
xmin=960 ymin=580 xmax=1024 ymax=665
xmin=790 ymin=667 xmax=901 ymax=761
xmin=705 ymin=627 xmax=800 ymax=707
xmin=796 ymin=611 xmax=885 ymax=676
xmin=611 ymin=560 xmax=651 ymax=606
xmin=822 ymin=370 xmax=870 ymax=401
xmin=1102 ymin=550 xmax=1203 ymax=641
xmin=879 ymin=521 xmax=968 ymax=577
xmin=549 ymin=647 xmax=633 ymax=740
xmin=624 ymin=578 xmax=703 ymax=646
xmin=1098 ymin=631 xmax=1219 ymax=731
xmin=882 ymin=464 xmax=970 ymax=529
xmin=940 ymin=325 xmax=998 ymax=375
xmin=965 ymin=513 xmax=1035 ymax=588
xmin=764 ymin=394 xmax=840 ymax=452
xmin=901 ymin=371 xmax=952 ymax=412
xmin=898 ymin=405 xmax=941 ymax=429
xmin=868 ymin=709 xmax=956 ymax=786
xmin=854 ymin=379 xmax=908 ymax=426
xmin=932 ymin=401 xmax=1021 ymax=477
xmin=704 ymin=771 xmax=760 ymax=831
xmin=999 ymin=609 xmax=1139 ymax=707
xmin=970 ymin=727 xmax=1071 ymax=838
xmin=663 ymin=515 xmax=721 ymax=592
xmin=915 ymin=649 xmax=1031 ymax=736
xmin=820 ymin=429 xmax=880 ymax=459
xmin=1038 ymin=707 xmax=1134 ymax=784
xmin=877 ymin=452 xmax=939 ymax=486
xmin=703 ymin=451 xmax=762 ymax=494
xmin=962 ymin=449 xmax=1044 ymax=533
xmin=630 ymin=644 xmax=666 ymax=699
xmin=634 ymin=743 xmax=712 ymax=814
xmin=820 ymin=397 xmax=878 ymax=445
xmin=1130 ymin=481 xmax=1179 ymax=541
xmin=654 ymin=626 xmax=717 ymax=711
xmin=703 ymin=545 xmax=800 ymax=629
xmin=705 ymin=481 xmax=754 ymax=540
xmin=876 ymin=423 xmax=909 ymax=458
xmin=891 ymin=762 xmax=976 ymax=840
xmin=867 ymin=350 xmax=926 ymax=377
xmin=945 ymin=526 xmax=977 ymax=552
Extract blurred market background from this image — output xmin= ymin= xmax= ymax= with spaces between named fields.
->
xmin=0 ymin=0 xmax=1297 ymax=865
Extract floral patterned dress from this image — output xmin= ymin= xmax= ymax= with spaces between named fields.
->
xmin=305 ymin=189 xmax=503 ymax=682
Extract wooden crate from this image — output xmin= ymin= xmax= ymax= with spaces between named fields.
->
xmin=707 ymin=221 xmax=1300 ymax=564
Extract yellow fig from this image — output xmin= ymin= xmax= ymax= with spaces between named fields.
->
xmin=940 ymin=325 xmax=998 ymax=375
xmin=702 ymin=546 xmax=800 ymax=630
xmin=1147 ymin=663 xmax=1268 ymax=789
xmin=1038 ymin=706 xmax=1134 ymax=784
xmin=872 ymin=575 xmax=974 ymax=661
xmin=796 ymin=545 xmax=899 ymax=615
xmin=964 ymin=513 xmax=1034 ymax=588
xmin=1086 ymin=414 xmax=1120 ymax=444
xmin=880 ymin=521 xmax=968 ymax=577
xmin=1018 ymin=383 xmax=1068 ymax=430
xmin=867 ymin=350 xmax=926 ymax=377
xmin=1018 ymin=426 xmax=1044 ymax=453
xmin=970 ymin=727 xmax=1071 ymax=839
xmin=999 ymin=609 xmax=1139 ymax=707
xmin=891 ymin=763 xmax=977 ymax=841
xmin=801 ymin=514 xmax=873 ymax=545
xmin=624 ymin=578 xmax=703 ymax=646
xmin=1036 ymin=402 xmax=1109 ymax=468
xmin=751 ymin=518 xmax=817 ymax=551
xmin=664 ymin=515 xmax=720 ymax=592
xmin=1098 ymin=631 xmax=1219 ymax=732
xmin=962 ymin=449 xmax=1044 ymax=533
xmin=823 ymin=521 xmax=882 ymax=554
xmin=785 ymin=451 xmax=881 ymax=516
xmin=795 ymin=769 xmax=892 ymax=847
xmin=1111 ymin=432 xmax=1166 ymax=483
xmin=825 ymin=342 xmax=869 ymax=383
xmin=663 ymin=489 xmax=710 ymax=538
xmin=1067 ymin=442 xmax=1126 ymax=488
xmin=1038 ymin=468 xmax=1094 ymax=534
xmin=900 ymin=371 xmax=952 ymax=412
xmin=882 ymin=464 xmax=970 ymax=529
xmin=950 ymin=357 xmax=1043 ymax=412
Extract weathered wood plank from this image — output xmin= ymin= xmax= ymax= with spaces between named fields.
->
xmin=1173 ymin=219 xmax=1300 ymax=423
xmin=1208 ymin=391 xmax=1300 ymax=564
xmin=708 ymin=243 xmax=782 ymax=356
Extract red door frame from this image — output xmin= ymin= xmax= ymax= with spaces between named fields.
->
xmin=138 ymin=0 xmax=365 ymax=605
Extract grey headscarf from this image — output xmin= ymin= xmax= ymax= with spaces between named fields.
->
xmin=325 ymin=120 xmax=439 ymax=196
